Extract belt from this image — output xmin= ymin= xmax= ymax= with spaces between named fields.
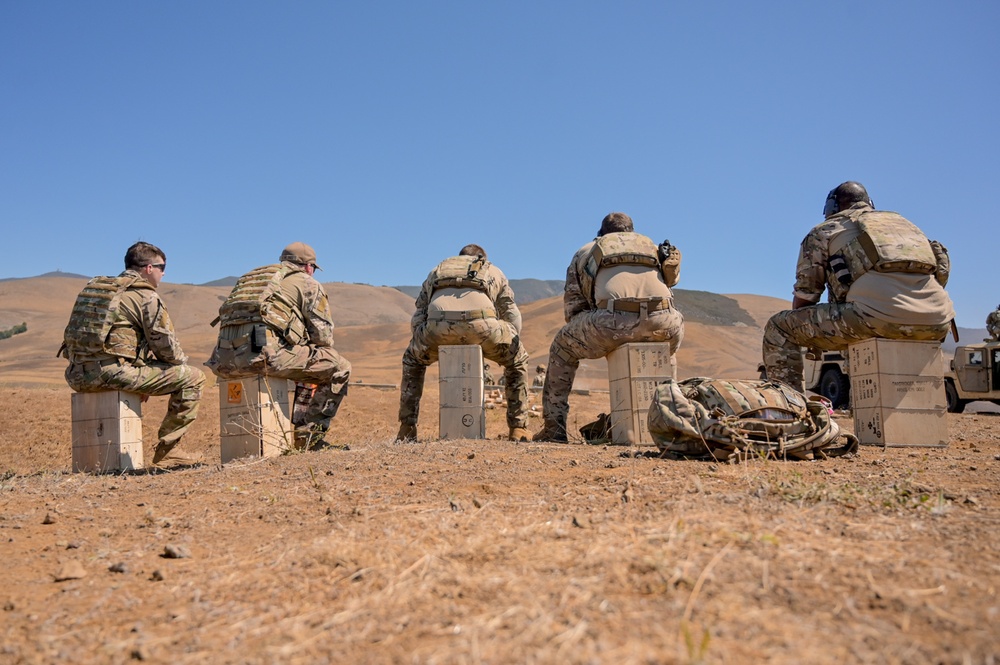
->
xmin=74 ymin=356 xmax=125 ymax=368
xmin=595 ymin=298 xmax=671 ymax=314
xmin=427 ymin=309 xmax=497 ymax=321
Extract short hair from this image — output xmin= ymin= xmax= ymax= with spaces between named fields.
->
xmin=459 ymin=244 xmax=487 ymax=259
xmin=833 ymin=181 xmax=871 ymax=210
xmin=598 ymin=212 xmax=634 ymax=236
xmin=124 ymin=242 xmax=165 ymax=271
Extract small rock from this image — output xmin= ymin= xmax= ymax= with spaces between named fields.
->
xmin=3 ymin=601 xmax=14 ymax=611
xmin=150 ymin=570 xmax=165 ymax=582
xmin=54 ymin=560 xmax=86 ymax=582
xmin=42 ymin=513 xmax=55 ymax=525
xmin=467 ymin=452 xmax=476 ymax=460
xmin=109 ymin=562 xmax=128 ymax=574
xmin=162 ymin=544 xmax=191 ymax=559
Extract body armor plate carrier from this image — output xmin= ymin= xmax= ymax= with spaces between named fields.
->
xmin=581 ymin=233 xmax=662 ymax=303
xmin=834 ymin=210 xmax=937 ymax=291
xmin=217 ymin=264 xmax=306 ymax=345
xmin=431 ymin=255 xmax=490 ymax=293
xmin=62 ymin=274 xmax=150 ymax=361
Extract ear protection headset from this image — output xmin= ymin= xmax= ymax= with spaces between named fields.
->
xmin=823 ymin=189 xmax=838 ymax=217
xmin=823 ymin=187 xmax=875 ymax=218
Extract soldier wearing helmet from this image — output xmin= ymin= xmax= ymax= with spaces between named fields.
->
xmin=763 ymin=181 xmax=955 ymax=391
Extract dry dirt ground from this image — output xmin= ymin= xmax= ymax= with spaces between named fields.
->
xmin=1 ymin=384 xmax=999 ymax=665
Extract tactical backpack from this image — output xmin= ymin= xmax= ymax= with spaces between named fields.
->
xmin=648 ymin=377 xmax=858 ymax=461
xmin=61 ymin=274 xmax=149 ymax=361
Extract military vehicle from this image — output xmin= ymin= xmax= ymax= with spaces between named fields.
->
xmin=758 ymin=350 xmax=850 ymax=408
xmin=945 ymin=339 xmax=1000 ymax=413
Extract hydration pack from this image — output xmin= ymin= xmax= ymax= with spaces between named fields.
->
xmin=832 ymin=210 xmax=937 ymax=291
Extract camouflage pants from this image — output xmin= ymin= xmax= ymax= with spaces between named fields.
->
xmin=399 ymin=318 xmax=529 ymax=429
xmin=65 ymin=358 xmax=205 ymax=448
xmin=762 ymin=302 xmax=950 ymax=392
xmin=541 ymin=308 xmax=684 ymax=436
xmin=251 ymin=345 xmax=352 ymax=433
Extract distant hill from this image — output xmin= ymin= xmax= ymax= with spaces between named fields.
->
xmin=0 ymin=270 xmax=89 ymax=282
xmin=198 ymin=276 xmax=240 ymax=287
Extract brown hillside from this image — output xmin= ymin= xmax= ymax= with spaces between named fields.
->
xmin=0 ymin=276 xmax=786 ymax=388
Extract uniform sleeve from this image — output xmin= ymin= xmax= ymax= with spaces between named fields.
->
xmin=410 ymin=270 xmax=435 ymax=332
xmin=139 ymin=291 xmax=188 ymax=365
xmin=490 ymin=265 xmax=522 ymax=333
xmin=562 ymin=247 xmax=590 ymax=322
xmin=929 ymin=240 xmax=950 ymax=287
xmin=792 ymin=227 xmax=829 ymax=304
xmin=302 ymin=280 xmax=336 ymax=347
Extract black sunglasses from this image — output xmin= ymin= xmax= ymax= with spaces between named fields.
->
xmin=146 ymin=263 xmax=166 ymax=272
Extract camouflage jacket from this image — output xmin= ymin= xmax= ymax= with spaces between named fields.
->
xmin=412 ymin=256 xmax=520 ymax=330
xmin=793 ymin=203 xmax=950 ymax=305
xmin=276 ymin=263 xmax=336 ymax=347
xmin=108 ymin=270 xmax=188 ymax=365
xmin=563 ymin=232 xmax=677 ymax=321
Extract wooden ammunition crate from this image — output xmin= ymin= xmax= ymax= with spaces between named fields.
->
xmin=219 ymin=377 xmax=294 ymax=462
xmin=607 ymin=343 xmax=674 ymax=445
xmin=439 ymin=345 xmax=485 ymax=439
xmin=848 ymin=339 xmax=947 ymax=448
xmin=71 ymin=391 xmax=144 ymax=473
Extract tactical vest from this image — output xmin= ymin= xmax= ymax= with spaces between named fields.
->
xmin=62 ymin=273 xmax=151 ymax=361
xmin=431 ymin=255 xmax=490 ymax=293
xmin=833 ymin=210 xmax=937 ymax=294
xmin=217 ymin=264 xmax=306 ymax=344
xmin=580 ymin=233 xmax=661 ymax=303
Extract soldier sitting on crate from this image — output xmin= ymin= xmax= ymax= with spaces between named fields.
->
xmin=396 ymin=244 xmax=530 ymax=442
xmin=533 ymin=212 xmax=685 ymax=443
xmin=59 ymin=242 xmax=206 ymax=468
xmin=763 ymin=181 xmax=956 ymax=392
xmin=206 ymin=242 xmax=352 ymax=451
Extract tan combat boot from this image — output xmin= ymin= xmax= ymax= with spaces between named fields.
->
xmin=532 ymin=427 xmax=568 ymax=443
xmin=151 ymin=444 xmax=202 ymax=468
xmin=396 ymin=423 xmax=417 ymax=442
xmin=508 ymin=427 xmax=529 ymax=442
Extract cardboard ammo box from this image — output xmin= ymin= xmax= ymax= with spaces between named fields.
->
xmin=219 ymin=377 xmax=294 ymax=462
xmin=848 ymin=339 xmax=947 ymax=448
xmin=439 ymin=345 xmax=485 ymax=439
xmin=71 ymin=391 xmax=144 ymax=473
xmin=607 ymin=343 xmax=674 ymax=445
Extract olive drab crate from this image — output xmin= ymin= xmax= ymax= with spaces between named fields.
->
xmin=219 ymin=377 xmax=294 ymax=462
xmin=439 ymin=345 xmax=486 ymax=440
xmin=848 ymin=339 xmax=947 ymax=448
xmin=71 ymin=391 xmax=144 ymax=473
xmin=607 ymin=343 xmax=675 ymax=445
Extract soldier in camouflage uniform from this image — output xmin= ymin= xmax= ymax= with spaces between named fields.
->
xmin=986 ymin=306 xmax=1000 ymax=341
xmin=397 ymin=244 xmax=529 ymax=442
xmin=61 ymin=242 xmax=205 ymax=468
xmin=763 ymin=182 xmax=955 ymax=392
xmin=207 ymin=242 xmax=351 ymax=449
xmin=534 ymin=212 xmax=685 ymax=443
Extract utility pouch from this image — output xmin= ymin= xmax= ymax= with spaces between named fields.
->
xmin=251 ymin=324 xmax=268 ymax=352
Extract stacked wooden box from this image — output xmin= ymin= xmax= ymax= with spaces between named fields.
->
xmin=439 ymin=345 xmax=486 ymax=440
xmin=848 ymin=339 xmax=947 ymax=448
xmin=608 ymin=343 xmax=674 ymax=445
xmin=219 ymin=377 xmax=294 ymax=462
xmin=71 ymin=391 xmax=144 ymax=472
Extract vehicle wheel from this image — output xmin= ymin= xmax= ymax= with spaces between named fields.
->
xmin=945 ymin=380 xmax=967 ymax=413
xmin=819 ymin=367 xmax=850 ymax=409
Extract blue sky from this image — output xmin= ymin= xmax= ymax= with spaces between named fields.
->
xmin=1 ymin=1 xmax=995 ymax=327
